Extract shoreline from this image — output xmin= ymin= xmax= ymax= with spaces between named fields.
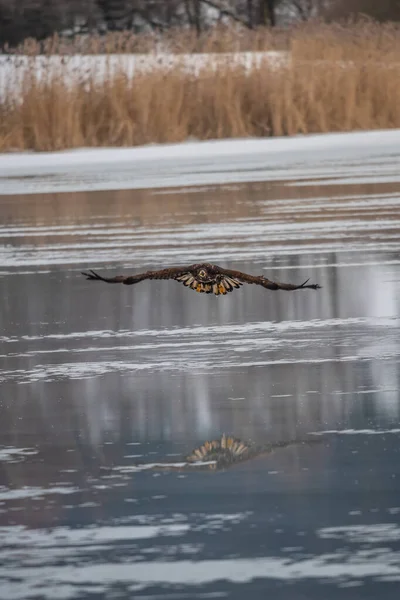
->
xmin=1 ymin=129 xmax=400 ymax=195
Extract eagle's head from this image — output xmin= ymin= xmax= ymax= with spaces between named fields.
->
xmin=195 ymin=266 xmax=213 ymax=282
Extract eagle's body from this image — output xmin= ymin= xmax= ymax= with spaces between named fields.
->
xmin=185 ymin=435 xmax=322 ymax=470
xmin=175 ymin=264 xmax=242 ymax=295
xmin=81 ymin=262 xmax=321 ymax=296
xmin=123 ymin=435 xmax=323 ymax=472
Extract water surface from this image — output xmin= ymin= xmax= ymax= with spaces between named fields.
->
xmin=1 ymin=178 xmax=400 ymax=599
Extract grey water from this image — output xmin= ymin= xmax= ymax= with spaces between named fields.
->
xmin=1 ymin=179 xmax=400 ymax=599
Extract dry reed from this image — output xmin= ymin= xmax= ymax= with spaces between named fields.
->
xmin=8 ymin=24 xmax=291 ymax=55
xmin=1 ymin=21 xmax=400 ymax=152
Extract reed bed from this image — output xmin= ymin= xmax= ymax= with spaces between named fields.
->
xmin=7 ymin=24 xmax=291 ymax=55
xmin=1 ymin=22 xmax=400 ymax=152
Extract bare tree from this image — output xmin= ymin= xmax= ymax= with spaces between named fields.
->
xmin=0 ymin=0 xmax=99 ymax=47
xmin=290 ymin=0 xmax=324 ymax=20
xmin=96 ymin=0 xmax=134 ymax=30
xmin=281 ymin=0 xmax=331 ymax=21
xmin=193 ymin=0 xmax=202 ymax=34
xmin=258 ymin=0 xmax=279 ymax=26
xmin=5 ymin=0 xmax=389 ymax=50
xmin=247 ymin=0 xmax=254 ymax=27
xmin=324 ymin=0 xmax=400 ymax=21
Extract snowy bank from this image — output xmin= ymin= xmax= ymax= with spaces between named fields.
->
xmin=0 ymin=51 xmax=286 ymax=98
xmin=0 ymin=129 xmax=400 ymax=195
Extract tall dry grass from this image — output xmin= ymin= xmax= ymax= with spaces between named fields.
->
xmin=8 ymin=24 xmax=291 ymax=55
xmin=1 ymin=21 xmax=400 ymax=152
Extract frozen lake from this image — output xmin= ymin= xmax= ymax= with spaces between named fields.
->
xmin=1 ymin=134 xmax=400 ymax=599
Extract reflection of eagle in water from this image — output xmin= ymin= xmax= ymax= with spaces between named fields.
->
xmin=185 ymin=435 xmax=321 ymax=469
xmin=82 ymin=263 xmax=321 ymax=296
xmin=125 ymin=435 xmax=322 ymax=472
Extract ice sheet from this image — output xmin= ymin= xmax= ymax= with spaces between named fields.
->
xmin=1 ymin=129 xmax=400 ymax=195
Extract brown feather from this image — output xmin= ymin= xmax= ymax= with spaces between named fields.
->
xmin=82 ymin=263 xmax=321 ymax=293
xmin=81 ymin=266 xmax=191 ymax=285
xmin=213 ymin=266 xmax=321 ymax=291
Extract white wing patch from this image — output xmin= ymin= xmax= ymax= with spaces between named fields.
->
xmin=176 ymin=273 xmax=242 ymax=296
xmin=222 ymin=276 xmax=242 ymax=292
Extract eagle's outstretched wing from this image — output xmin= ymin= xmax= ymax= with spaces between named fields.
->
xmin=215 ymin=266 xmax=321 ymax=291
xmin=81 ymin=266 xmax=190 ymax=285
xmin=82 ymin=263 xmax=321 ymax=294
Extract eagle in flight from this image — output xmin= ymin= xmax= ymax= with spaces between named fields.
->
xmin=82 ymin=263 xmax=321 ymax=296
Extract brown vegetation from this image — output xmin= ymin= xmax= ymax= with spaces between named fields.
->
xmin=8 ymin=23 xmax=291 ymax=55
xmin=1 ymin=22 xmax=400 ymax=152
